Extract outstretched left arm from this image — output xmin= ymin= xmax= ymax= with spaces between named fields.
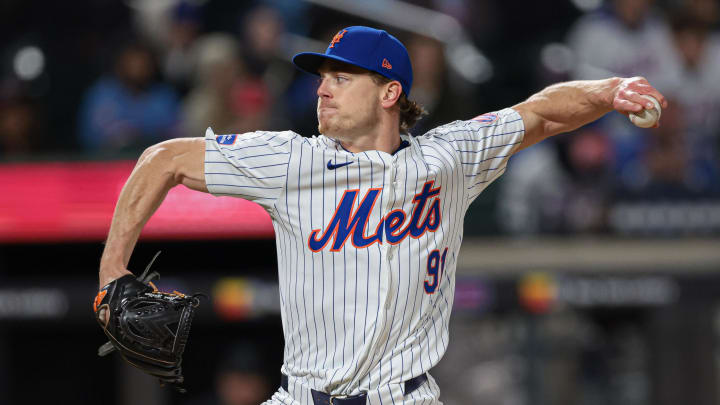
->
xmin=512 ymin=76 xmax=668 ymax=150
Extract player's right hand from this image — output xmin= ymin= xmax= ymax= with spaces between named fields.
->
xmin=611 ymin=76 xmax=668 ymax=118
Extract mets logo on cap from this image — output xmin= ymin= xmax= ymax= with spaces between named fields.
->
xmin=329 ymin=29 xmax=347 ymax=48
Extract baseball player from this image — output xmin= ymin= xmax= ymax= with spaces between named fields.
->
xmin=97 ymin=26 xmax=667 ymax=404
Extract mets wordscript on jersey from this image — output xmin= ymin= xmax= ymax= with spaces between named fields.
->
xmin=308 ymin=180 xmax=442 ymax=252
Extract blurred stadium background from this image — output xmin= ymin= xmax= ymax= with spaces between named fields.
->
xmin=1 ymin=0 xmax=720 ymax=404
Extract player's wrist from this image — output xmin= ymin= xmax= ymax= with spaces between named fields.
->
xmin=604 ymin=77 xmax=624 ymax=108
xmin=98 ymin=267 xmax=133 ymax=289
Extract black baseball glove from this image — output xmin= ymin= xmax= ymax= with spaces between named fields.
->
xmin=93 ymin=253 xmax=203 ymax=392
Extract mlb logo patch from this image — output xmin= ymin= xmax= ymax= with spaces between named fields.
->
xmin=472 ymin=113 xmax=498 ymax=124
xmin=216 ymin=134 xmax=237 ymax=145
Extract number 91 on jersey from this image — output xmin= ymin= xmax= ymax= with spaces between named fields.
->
xmin=424 ymin=247 xmax=448 ymax=294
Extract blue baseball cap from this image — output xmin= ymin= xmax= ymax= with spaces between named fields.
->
xmin=293 ymin=26 xmax=413 ymax=97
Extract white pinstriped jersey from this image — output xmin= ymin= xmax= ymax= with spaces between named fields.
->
xmin=204 ymin=108 xmax=525 ymax=404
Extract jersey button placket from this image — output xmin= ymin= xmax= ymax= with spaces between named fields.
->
xmin=392 ymin=160 xmax=400 ymax=188
xmin=387 ymin=156 xmax=400 ymax=262
xmin=385 ymin=164 xmax=396 ymax=259
xmin=384 ymin=161 xmax=396 ymax=309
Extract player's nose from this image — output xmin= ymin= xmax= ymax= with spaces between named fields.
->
xmin=317 ymin=78 xmax=332 ymax=98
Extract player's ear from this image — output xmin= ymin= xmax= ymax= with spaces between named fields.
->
xmin=380 ymin=81 xmax=402 ymax=109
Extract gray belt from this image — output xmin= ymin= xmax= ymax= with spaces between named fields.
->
xmin=280 ymin=373 xmax=428 ymax=405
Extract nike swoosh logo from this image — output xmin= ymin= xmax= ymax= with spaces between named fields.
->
xmin=327 ymin=160 xmax=354 ymax=170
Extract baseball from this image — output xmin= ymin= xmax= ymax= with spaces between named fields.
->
xmin=629 ymin=95 xmax=661 ymax=128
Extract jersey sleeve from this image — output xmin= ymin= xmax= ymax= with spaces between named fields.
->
xmin=204 ymin=127 xmax=293 ymax=210
xmin=436 ymin=108 xmax=525 ymax=202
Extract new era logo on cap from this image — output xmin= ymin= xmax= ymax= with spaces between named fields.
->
xmin=292 ymin=26 xmax=413 ymax=96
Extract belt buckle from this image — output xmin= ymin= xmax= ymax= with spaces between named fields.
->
xmin=329 ymin=393 xmax=347 ymax=404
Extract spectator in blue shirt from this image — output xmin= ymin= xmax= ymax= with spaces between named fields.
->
xmin=78 ymin=42 xmax=180 ymax=153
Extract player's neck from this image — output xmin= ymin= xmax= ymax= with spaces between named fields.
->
xmin=334 ymin=121 xmax=402 ymax=154
xmin=338 ymin=134 xmax=401 ymax=154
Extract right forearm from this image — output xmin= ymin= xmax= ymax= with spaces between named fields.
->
xmin=99 ymin=145 xmax=180 ymax=286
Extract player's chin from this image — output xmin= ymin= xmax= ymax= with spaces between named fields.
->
xmin=318 ymin=109 xmax=337 ymax=123
xmin=318 ymin=117 xmax=335 ymax=134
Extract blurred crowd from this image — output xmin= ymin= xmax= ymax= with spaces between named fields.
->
xmin=498 ymin=0 xmax=720 ymax=235
xmin=182 ymin=341 xmax=276 ymax=405
xmin=0 ymin=0 xmax=718 ymax=235
xmin=0 ymin=0 xmax=478 ymax=157
xmin=73 ymin=2 xmax=296 ymax=154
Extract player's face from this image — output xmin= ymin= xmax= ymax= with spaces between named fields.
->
xmin=316 ymin=62 xmax=383 ymax=138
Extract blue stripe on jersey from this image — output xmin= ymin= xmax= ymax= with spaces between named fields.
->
xmin=407 ymin=147 xmax=423 ymax=376
xmin=210 ymin=193 xmax=275 ymax=200
xmin=375 ymin=151 xmax=402 ymax=384
xmin=351 ymin=159 xmax=360 ymax=378
xmin=474 ymin=115 xmax=523 ymax=126
xmin=424 ymin=127 xmax=523 ymax=144
xmin=296 ymin=144 xmax=312 ymax=371
xmin=453 ymin=129 xmax=524 ymax=145
xmin=431 ymin=116 xmax=522 ymax=133
xmin=204 ymin=136 xmax=290 ymax=148
xmin=206 ymin=183 xmax=282 ymax=189
xmin=419 ymin=143 xmax=434 ymax=374
xmin=204 ymin=161 xmax=289 ymax=169
xmin=331 ymin=148 xmax=339 ymax=377
xmin=465 ymin=167 xmax=503 ymax=186
xmin=306 ymin=150 xmax=319 ymax=371
xmin=205 ymin=172 xmax=286 ymax=180
xmin=372 ymin=151 xmax=386 ymax=384
xmin=420 ymin=152 xmax=445 ymax=161
xmin=460 ymin=155 xmax=509 ymax=166
xmin=363 ymin=155 xmax=376 ymax=380
xmin=418 ymin=143 xmax=453 ymax=353
xmin=467 ymin=167 xmax=507 ymax=200
xmin=207 ymin=149 xmax=290 ymax=159
xmin=284 ymin=138 xmax=302 ymax=373
xmin=434 ymin=140 xmax=522 ymax=155
xmin=220 ymin=142 xmax=272 ymax=150
xmin=204 ymin=131 xmax=265 ymax=143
